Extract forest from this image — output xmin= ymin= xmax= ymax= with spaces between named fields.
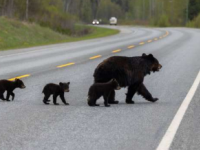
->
xmin=0 ymin=0 xmax=200 ymax=34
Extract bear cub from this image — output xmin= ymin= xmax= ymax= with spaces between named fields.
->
xmin=87 ymin=79 xmax=121 ymax=107
xmin=42 ymin=82 xmax=70 ymax=105
xmin=0 ymin=78 xmax=26 ymax=101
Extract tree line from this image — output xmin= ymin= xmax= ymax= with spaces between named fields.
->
xmin=0 ymin=0 xmax=200 ymax=31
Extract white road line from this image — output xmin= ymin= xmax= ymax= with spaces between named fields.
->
xmin=156 ymin=71 xmax=200 ymax=150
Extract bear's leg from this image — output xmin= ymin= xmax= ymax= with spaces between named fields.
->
xmin=43 ymin=94 xmax=50 ymax=105
xmin=0 ymin=91 xmax=6 ymax=100
xmin=53 ymin=94 xmax=59 ymax=105
xmin=108 ymin=90 xmax=119 ymax=104
xmin=87 ymin=96 xmax=98 ymax=106
xmin=103 ymin=94 xmax=110 ymax=107
xmin=137 ymin=83 xmax=158 ymax=102
xmin=126 ymin=84 xmax=139 ymax=104
xmin=6 ymin=91 xmax=11 ymax=101
xmin=60 ymin=93 xmax=69 ymax=105
xmin=11 ymin=92 xmax=15 ymax=101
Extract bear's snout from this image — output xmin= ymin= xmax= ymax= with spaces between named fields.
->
xmin=21 ymin=85 xmax=26 ymax=89
xmin=158 ymin=64 xmax=162 ymax=69
xmin=153 ymin=64 xmax=162 ymax=72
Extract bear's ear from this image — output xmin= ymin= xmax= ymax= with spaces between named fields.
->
xmin=67 ymin=82 xmax=70 ymax=85
xmin=142 ymin=53 xmax=147 ymax=57
xmin=15 ymin=78 xmax=19 ymax=82
xmin=148 ymin=54 xmax=153 ymax=58
xmin=59 ymin=82 xmax=63 ymax=86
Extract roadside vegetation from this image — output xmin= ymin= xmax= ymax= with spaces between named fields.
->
xmin=1 ymin=0 xmax=199 ymax=29
xmin=187 ymin=14 xmax=200 ymax=28
xmin=186 ymin=0 xmax=200 ymax=28
xmin=0 ymin=0 xmax=120 ymax=50
xmin=0 ymin=0 xmax=200 ymax=51
xmin=1 ymin=0 xmax=200 ymax=28
xmin=0 ymin=17 xmax=119 ymax=50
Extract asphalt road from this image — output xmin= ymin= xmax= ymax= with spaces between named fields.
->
xmin=0 ymin=25 xmax=200 ymax=150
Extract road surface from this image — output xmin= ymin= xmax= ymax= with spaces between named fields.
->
xmin=0 ymin=25 xmax=200 ymax=150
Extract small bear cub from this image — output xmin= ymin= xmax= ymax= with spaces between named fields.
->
xmin=87 ymin=79 xmax=121 ymax=107
xmin=0 ymin=78 xmax=26 ymax=101
xmin=42 ymin=82 xmax=70 ymax=105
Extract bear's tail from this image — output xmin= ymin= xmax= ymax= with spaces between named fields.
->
xmin=93 ymin=67 xmax=111 ymax=83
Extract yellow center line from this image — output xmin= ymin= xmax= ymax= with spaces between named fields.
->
xmin=159 ymin=36 xmax=163 ymax=39
xmin=148 ymin=40 xmax=152 ymax=43
xmin=139 ymin=42 xmax=145 ymax=45
xmin=128 ymin=45 xmax=135 ymax=49
xmin=154 ymin=38 xmax=158 ymax=41
xmin=112 ymin=49 xmax=121 ymax=53
xmin=57 ymin=62 xmax=75 ymax=68
xmin=163 ymin=31 xmax=169 ymax=37
xmin=90 ymin=55 xmax=102 ymax=60
xmin=9 ymin=74 xmax=30 ymax=81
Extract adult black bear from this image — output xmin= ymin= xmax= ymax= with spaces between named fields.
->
xmin=87 ymin=79 xmax=121 ymax=107
xmin=0 ymin=79 xmax=26 ymax=101
xmin=93 ymin=53 xmax=162 ymax=104
xmin=42 ymin=82 xmax=70 ymax=105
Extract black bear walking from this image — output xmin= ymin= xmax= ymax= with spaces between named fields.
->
xmin=42 ymin=82 xmax=70 ymax=105
xmin=87 ymin=79 xmax=121 ymax=107
xmin=93 ymin=53 xmax=162 ymax=104
xmin=0 ymin=79 xmax=26 ymax=101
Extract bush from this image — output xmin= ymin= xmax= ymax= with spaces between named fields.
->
xmin=31 ymin=6 xmax=91 ymax=36
xmin=72 ymin=25 xmax=93 ymax=37
xmin=187 ymin=14 xmax=200 ymax=28
xmin=156 ymin=15 xmax=170 ymax=27
xmin=12 ymin=0 xmax=91 ymax=36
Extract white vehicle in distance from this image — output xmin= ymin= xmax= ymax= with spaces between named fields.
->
xmin=109 ymin=17 xmax=117 ymax=25
xmin=92 ymin=19 xmax=99 ymax=25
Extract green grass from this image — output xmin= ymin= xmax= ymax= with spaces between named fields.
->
xmin=0 ymin=17 xmax=119 ymax=50
xmin=64 ymin=25 xmax=119 ymax=42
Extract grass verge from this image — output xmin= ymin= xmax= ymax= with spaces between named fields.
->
xmin=0 ymin=17 xmax=119 ymax=51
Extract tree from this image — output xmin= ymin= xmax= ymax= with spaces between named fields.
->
xmin=90 ymin=0 xmax=100 ymax=19
xmin=63 ymin=0 xmax=72 ymax=12
xmin=26 ymin=0 xmax=29 ymax=20
xmin=97 ymin=0 xmax=123 ymax=22
xmin=80 ymin=0 xmax=92 ymax=22
xmin=188 ymin=0 xmax=200 ymax=20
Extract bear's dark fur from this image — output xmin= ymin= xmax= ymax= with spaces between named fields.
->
xmin=0 ymin=79 xmax=26 ymax=101
xmin=93 ymin=53 xmax=162 ymax=104
xmin=42 ymin=82 xmax=70 ymax=105
xmin=87 ymin=79 xmax=121 ymax=107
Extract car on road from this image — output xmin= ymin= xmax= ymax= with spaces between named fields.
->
xmin=92 ymin=19 xmax=99 ymax=25
xmin=110 ymin=17 xmax=117 ymax=25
